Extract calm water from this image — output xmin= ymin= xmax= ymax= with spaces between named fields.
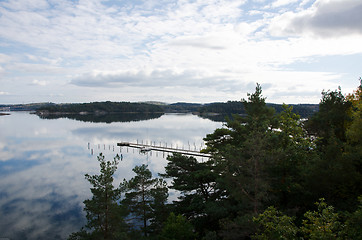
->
xmin=0 ymin=112 xmax=221 ymax=240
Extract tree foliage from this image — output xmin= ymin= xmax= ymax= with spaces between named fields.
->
xmin=69 ymin=153 xmax=128 ymax=240
xmin=204 ymin=84 xmax=277 ymax=216
xmin=252 ymin=206 xmax=298 ymax=240
xmin=37 ymin=101 xmax=164 ymax=114
xmin=120 ymin=164 xmax=168 ymax=237
xmin=70 ymin=81 xmax=361 ymax=240
xmin=252 ymin=198 xmax=356 ymax=240
xmin=159 ymin=212 xmax=197 ymax=240
xmin=161 ymin=153 xmax=225 ymax=236
xmin=304 ymin=83 xmax=362 ymax=211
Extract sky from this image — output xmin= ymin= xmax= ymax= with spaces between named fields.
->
xmin=0 ymin=0 xmax=361 ymax=104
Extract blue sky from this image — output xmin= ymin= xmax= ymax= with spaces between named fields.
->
xmin=0 ymin=0 xmax=361 ymax=104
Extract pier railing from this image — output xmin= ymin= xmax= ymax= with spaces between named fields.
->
xmin=117 ymin=142 xmax=211 ymax=158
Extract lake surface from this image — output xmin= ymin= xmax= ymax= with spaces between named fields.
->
xmin=0 ymin=112 xmax=222 ymax=240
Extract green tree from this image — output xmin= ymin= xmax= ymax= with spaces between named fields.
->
xmin=301 ymin=198 xmax=342 ymax=240
xmin=305 ymin=85 xmax=361 ymax=211
xmin=159 ymin=212 xmax=197 ymax=240
xmin=161 ymin=153 xmax=226 ymax=237
xmin=120 ymin=164 xmax=168 ymax=237
xmin=149 ymin=178 xmax=170 ymax=236
xmin=252 ymin=206 xmax=298 ymax=240
xmin=343 ymin=196 xmax=362 ymax=239
xmin=68 ymin=153 xmax=128 ymax=240
xmin=345 ymin=79 xmax=362 ymax=144
xmin=206 ymin=84 xmax=277 ymax=213
xmin=253 ymin=197 xmax=362 ymax=240
xmin=203 ymin=84 xmax=278 ymax=238
xmin=306 ymin=87 xmax=352 ymax=146
xmin=268 ymin=104 xmax=317 ymax=212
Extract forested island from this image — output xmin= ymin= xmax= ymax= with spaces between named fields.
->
xmin=2 ymin=100 xmax=318 ymax=119
xmin=68 ymin=82 xmax=361 ymax=240
xmin=35 ymin=101 xmax=164 ymax=115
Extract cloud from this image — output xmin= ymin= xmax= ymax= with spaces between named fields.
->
xmin=1 ymin=0 xmax=49 ymax=11
xmin=71 ymin=68 xmax=241 ymax=91
xmin=31 ymin=79 xmax=47 ymax=86
xmin=271 ymin=0 xmax=299 ymax=8
xmin=0 ymin=91 xmax=10 ymax=95
xmin=0 ymin=53 xmax=12 ymax=63
xmin=169 ymin=36 xmax=226 ymax=50
xmin=269 ymin=0 xmax=362 ymax=37
xmin=0 ymin=0 xmax=361 ymax=104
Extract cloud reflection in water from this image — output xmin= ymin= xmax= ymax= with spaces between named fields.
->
xmin=0 ymin=112 xmax=222 ymax=239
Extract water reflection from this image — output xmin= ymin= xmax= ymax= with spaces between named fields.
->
xmin=0 ymin=112 xmax=222 ymax=239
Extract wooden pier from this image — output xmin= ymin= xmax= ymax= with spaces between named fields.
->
xmin=117 ymin=142 xmax=211 ymax=158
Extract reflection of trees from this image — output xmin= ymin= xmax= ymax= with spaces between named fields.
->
xmin=38 ymin=112 xmax=164 ymax=123
xmin=198 ymin=113 xmax=226 ymax=122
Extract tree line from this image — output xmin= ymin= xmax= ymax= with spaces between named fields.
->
xmin=198 ymin=102 xmax=318 ymax=118
xmin=33 ymin=100 xmax=318 ymax=119
xmin=69 ymin=81 xmax=361 ymax=239
xmin=36 ymin=101 xmax=164 ymax=114
xmin=38 ymin=112 xmax=163 ymax=123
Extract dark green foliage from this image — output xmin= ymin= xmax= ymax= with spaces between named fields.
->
xmin=268 ymin=104 xmax=316 ymax=211
xmin=70 ymin=82 xmax=361 ymax=239
xmin=199 ymin=101 xmax=246 ymax=115
xmin=161 ymin=153 xmax=226 ymax=237
xmin=342 ymin=196 xmax=362 ymax=239
xmin=163 ymin=102 xmax=203 ymax=113
xmin=69 ymin=153 xmax=128 ymax=240
xmin=306 ymin=87 xmax=352 ymax=146
xmin=301 ymin=198 xmax=343 ymax=240
xmin=305 ymin=86 xmax=362 ymax=211
xmin=120 ymin=164 xmax=168 ymax=237
xmin=39 ymin=112 xmax=163 ymax=123
xmin=37 ymin=101 xmax=164 ymax=114
xmin=252 ymin=198 xmax=360 ymax=240
xmin=200 ymin=84 xmax=282 ymax=238
xmin=205 ymin=84 xmax=277 ymax=214
xmin=252 ymin=206 xmax=298 ymax=240
xmin=159 ymin=212 xmax=197 ymax=240
xmin=199 ymin=101 xmax=318 ymax=118
xmin=202 ymin=83 xmax=361 ymax=238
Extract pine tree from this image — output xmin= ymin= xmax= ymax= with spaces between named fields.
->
xmin=205 ymin=83 xmax=277 ymax=214
xmin=120 ymin=164 xmax=168 ymax=237
xmin=68 ymin=153 xmax=128 ymax=240
xmin=161 ymin=153 xmax=224 ymax=236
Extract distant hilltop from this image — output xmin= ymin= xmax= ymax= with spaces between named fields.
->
xmin=0 ymin=101 xmax=319 ymax=118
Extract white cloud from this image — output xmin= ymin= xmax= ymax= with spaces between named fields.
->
xmin=31 ymin=79 xmax=47 ymax=86
xmin=0 ymin=0 xmax=361 ymax=104
xmin=0 ymin=53 xmax=12 ymax=63
xmin=1 ymin=0 xmax=49 ymax=11
xmin=271 ymin=0 xmax=298 ymax=8
xmin=269 ymin=0 xmax=362 ymax=37
xmin=8 ymin=62 xmax=63 ymax=74
xmin=300 ymin=0 xmax=313 ymax=7
xmin=0 ymin=91 xmax=10 ymax=95
xmin=71 ymin=68 xmax=241 ymax=91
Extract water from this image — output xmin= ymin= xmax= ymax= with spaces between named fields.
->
xmin=0 ymin=112 xmax=222 ymax=239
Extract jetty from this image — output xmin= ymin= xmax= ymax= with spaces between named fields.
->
xmin=117 ymin=142 xmax=211 ymax=158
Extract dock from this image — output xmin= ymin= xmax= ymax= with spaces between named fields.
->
xmin=117 ymin=142 xmax=212 ymax=158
